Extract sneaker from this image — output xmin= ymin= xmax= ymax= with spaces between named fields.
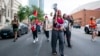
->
xmin=52 ymin=52 xmax=57 ymax=55
xmin=68 ymin=45 xmax=72 ymax=48
xmin=36 ymin=38 xmax=38 ymax=42
xmin=91 ymin=39 xmax=96 ymax=41
xmin=33 ymin=40 xmax=36 ymax=43
xmin=13 ymin=38 xmax=17 ymax=42
xmin=52 ymin=51 xmax=57 ymax=55
xmin=13 ymin=39 xmax=16 ymax=42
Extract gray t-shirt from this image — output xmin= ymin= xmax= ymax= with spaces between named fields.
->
xmin=64 ymin=20 xmax=69 ymax=28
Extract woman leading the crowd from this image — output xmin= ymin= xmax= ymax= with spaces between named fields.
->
xmin=51 ymin=10 xmax=65 ymax=56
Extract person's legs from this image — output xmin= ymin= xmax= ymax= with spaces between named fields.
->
xmin=35 ymin=30 xmax=38 ymax=38
xmin=39 ymin=25 xmax=41 ymax=32
xmin=66 ymin=31 xmax=71 ymax=47
xmin=32 ymin=31 xmax=37 ymax=43
xmin=92 ymin=30 xmax=97 ymax=41
xmin=45 ymin=31 xmax=49 ymax=39
xmin=37 ymin=25 xmax=41 ymax=33
xmin=32 ymin=31 xmax=35 ymax=40
xmin=35 ymin=30 xmax=38 ymax=42
xmin=44 ymin=31 xmax=49 ymax=41
xmin=64 ymin=31 xmax=66 ymax=43
xmin=51 ymin=30 xmax=58 ymax=54
xmin=58 ymin=31 xmax=64 ymax=56
xmin=13 ymin=29 xmax=18 ymax=42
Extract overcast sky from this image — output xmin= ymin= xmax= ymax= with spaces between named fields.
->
xmin=20 ymin=0 xmax=99 ymax=14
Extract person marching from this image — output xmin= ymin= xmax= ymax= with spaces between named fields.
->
xmin=63 ymin=14 xmax=72 ymax=48
xmin=51 ymin=10 xmax=65 ymax=56
xmin=31 ymin=20 xmax=38 ymax=43
xmin=89 ymin=17 xmax=97 ymax=41
xmin=43 ymin=15 xmax=50 ymax=41
xmin=11 ymin=16 xmax=19 ymax=42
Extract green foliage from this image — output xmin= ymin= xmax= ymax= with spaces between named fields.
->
xmin=25 ymin=6 xmax=32 ymax=17
xmin=18 ymin=5 xmax=26 ymax=22
xmin=17 ymin=5 xmax=44 ymax=22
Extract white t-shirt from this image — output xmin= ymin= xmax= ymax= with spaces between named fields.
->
xmin=64 ymin=20 xmax=69 ymax=28
xmin=64 ymin=20 xmax=72 ymax=31
xmin=44 ymin=19 xmax=52 ymax=31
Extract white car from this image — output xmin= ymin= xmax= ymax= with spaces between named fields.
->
xmin=84 ymin=18 xmax=100 ymax=35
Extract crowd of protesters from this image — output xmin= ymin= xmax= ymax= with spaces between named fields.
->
xmin=29 ymin=9 xmax=73 ymax=56
xmin=11 ymin=9 xmax=98 ymax=56
xmin=28 ymin=8 xmax=74 ymax=56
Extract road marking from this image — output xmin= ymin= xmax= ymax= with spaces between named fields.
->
xmin=35 ymin=35 xmax=44 ymax=56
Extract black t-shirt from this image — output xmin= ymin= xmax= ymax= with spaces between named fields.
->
xmin=12 ymin=20 xmax=18 ymax=28
xmin=67 ymin=18 xmax=73 ymax=26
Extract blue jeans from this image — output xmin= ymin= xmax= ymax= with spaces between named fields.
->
xmin=51 ymin=30 xmax=64 ymax=55
xmin=37 ymin=25 xmax=41 ymax=32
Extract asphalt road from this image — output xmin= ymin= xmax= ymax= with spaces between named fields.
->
xmin=0 ymin=28 xmax=100 ymax=56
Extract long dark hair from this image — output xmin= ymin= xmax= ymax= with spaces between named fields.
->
xmin=63 ymin=14 xmax=66 ymax=19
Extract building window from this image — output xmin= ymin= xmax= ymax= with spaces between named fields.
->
xmin=0 ymin=15 xmax=1 ymax=23
xmin=8 ymin=10 xmax=9 ymax=17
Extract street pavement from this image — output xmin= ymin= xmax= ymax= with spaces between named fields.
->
xmin=0 ymin=28 xmax=100 ymax=56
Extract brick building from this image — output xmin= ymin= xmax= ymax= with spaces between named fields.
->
xmin=71 ymin=1 xmax=100 ymax=26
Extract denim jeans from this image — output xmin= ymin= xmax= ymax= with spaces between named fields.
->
xmin=51 ymin=30 xmax=64 ymax=55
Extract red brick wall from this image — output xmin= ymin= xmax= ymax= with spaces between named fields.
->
xmin=72 ymin=10 xmax=100 ymax=26
xmin=85 ymin=10 xmax=100 ymax=25
xmin=72 ymin=10 xmax=84 ymax=26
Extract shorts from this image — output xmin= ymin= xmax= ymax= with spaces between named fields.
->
xmin=91 ymin=28 xmax=97 ymax=34
xmin=91 ymin=28 xmax=96 ymax=32
xmin=13 ymin=28 xmax=18 ymax=33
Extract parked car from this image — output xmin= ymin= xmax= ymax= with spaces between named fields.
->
xmin=84 ymin=18 xmax=100 ymax=35
xmin=73 ymin=24 xmax=81 ymax=28
xmin=19 ymin=23 xmax=29 ymax=35
xmin=0 ymin=23 xmax=28 ymax=39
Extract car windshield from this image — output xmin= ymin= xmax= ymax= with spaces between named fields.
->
xmin=96 ymin=19 xmax=100 ymax=24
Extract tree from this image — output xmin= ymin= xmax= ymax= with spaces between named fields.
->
xmin=32 ymin=5 xmax=44 ymax=21
xmin=25 ymin=6 xmax=32 ymax=17
xmin=17 ymin=5 xmax=26 ymax=22
xmin=17 ymin=5 xmax=32 ymax=22
xmin=17 ymin=5 xmax=44 ymax=22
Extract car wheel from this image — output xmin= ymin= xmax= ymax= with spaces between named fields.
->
xmin=0 ymin=36 xmax=2 ymax=39
xmin=98 ymin=31 xmax=100 ymax=36
xmin=85 ymin=27 xmax=90 ymax=34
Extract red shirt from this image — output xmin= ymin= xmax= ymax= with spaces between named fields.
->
xmin=57 ymin=17 xmax=64 ymax=24
xmin=89 ymin=20 xmax=97 ymax=29
xmin=31 ymin=25 xmax=36 ymax=31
